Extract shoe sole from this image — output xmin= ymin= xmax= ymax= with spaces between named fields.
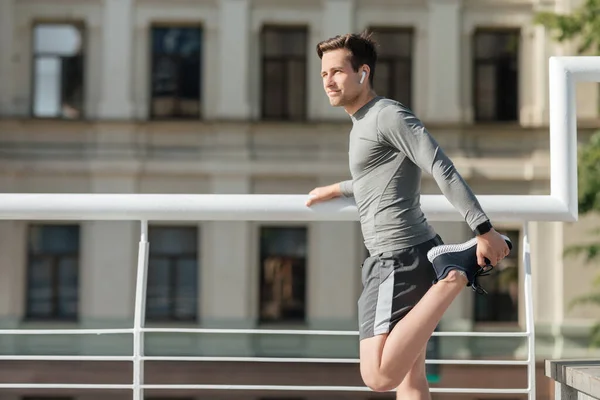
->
xmin=426 ymin=234 xmax=512 ymax=264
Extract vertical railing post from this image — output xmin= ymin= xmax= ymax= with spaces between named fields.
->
xmin=523 ymin=222 xmax=536 ymax=400
xmin=133 ymin=220 xmax=150 ymax=400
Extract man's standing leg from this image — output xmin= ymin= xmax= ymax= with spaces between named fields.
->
xmin=359 ymin=269 xmax=467 ymax=391
xmin=395 ymin=347 xmax=431 ymax=400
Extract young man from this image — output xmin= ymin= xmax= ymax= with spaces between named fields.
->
xmin=306 ymin=31 xmax=511 ymax=399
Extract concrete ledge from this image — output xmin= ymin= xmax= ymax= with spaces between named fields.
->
xmin=546 ymin=359 xmax=600 ymax=399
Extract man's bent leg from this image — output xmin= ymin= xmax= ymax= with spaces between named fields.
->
xmin=395 ymin=347 xmax=431 ymax=400
xmin=360 ymin=270 xmax=466 ymax=391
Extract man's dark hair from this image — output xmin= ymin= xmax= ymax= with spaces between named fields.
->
xmin=316 ymin=30 xmax=378 ymax=86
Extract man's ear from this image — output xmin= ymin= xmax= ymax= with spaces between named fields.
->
xmin=360 ymin=65 xmax=371 ymax=84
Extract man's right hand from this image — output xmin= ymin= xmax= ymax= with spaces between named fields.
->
xmin=305 ymin=183 xmax=342 ymax=206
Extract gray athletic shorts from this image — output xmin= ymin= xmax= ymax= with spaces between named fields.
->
xmin=358 ymin=235 xmax=443 ymax=340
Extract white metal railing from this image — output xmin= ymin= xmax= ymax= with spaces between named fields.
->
xmin=0 ymin=210 xmax=535 ymax=397
xmin=0 ymin=55 xmax=598 ymax=398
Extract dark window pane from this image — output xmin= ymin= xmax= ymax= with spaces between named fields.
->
xmin=286 ymin=60 xmax=306 ymax=119
xmin=26 ymin=225 xmax=79 ymax=320
xmin=57 ymin=257 xmax=79 ymax=317
xmin=473 ymin=29 xmax=519 ymax=122
xmin=259 ymin=227 xmax=307 ymax=323
xmin=475 ymin=64 xmax=497 ymax=120
xmin=174 ymin=258 xmax=198 ymax=319
xmin=149 ymin=226 xmax=197 ymax=255
xmin=262 ymin=28 xmax=307 ymax=57
xmin=373 ymin=61 xmax=391 ymax=98
xmin=28 ymin=224 xmax=80 ymax=254
xmin=374 ymin=30 xmax=412 ymax=58
xmin=151 ymin=27 xmax=202 ymax=119
xmin=369 ymin=28 xmax=413 ymax=108
xmin=147 ymin=258 xmax=171 ymax=319
xmin=261 ymin=27 xmax=307 ymax=120
xmin=146 ymin=226 xmax=199 ymax=322
xmin=33 ymin=23 xmax=84 ymax=119
xmin=27 ymin=257 xmax=54 ymax=317
xmin=262 ymin=60 xmax=285 ymax=118
xmin=394 ymin=61 xmax=411 ymax=106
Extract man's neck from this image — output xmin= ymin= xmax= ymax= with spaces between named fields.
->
xmin=345 ymin=90 xmax=377 ymax=116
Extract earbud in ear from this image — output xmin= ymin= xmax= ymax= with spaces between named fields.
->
xmin=359 ymin=70 xmax=366 ymax=84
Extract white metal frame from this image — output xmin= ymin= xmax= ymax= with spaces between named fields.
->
xmin=0 ymin=56 xmax=596 ymax=399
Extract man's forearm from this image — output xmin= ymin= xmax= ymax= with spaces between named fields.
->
xmin=432 ymin=165 xmax=489 ymax=231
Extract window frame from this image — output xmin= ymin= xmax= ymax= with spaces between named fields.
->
xmin=257 ymin=225 xmax=308 ymax=325
xmin=472 ymin=27 xmax=521 ymax=123
xmin=145 ymin=225 xmax=199 ymax=323
xmin=260 ymin=25 xmax=308 ymax=121
xmin=24 ymin=224 xmax=80 ymax=322
xmin=368 ymin=26 xmax=414 ymax=109
xmin=30 ymin=21 xmax=86 ymax=120
xmin=148 ymin=23 xmax=204 ymax=120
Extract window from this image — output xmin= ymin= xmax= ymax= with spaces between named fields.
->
xmin=474 ymin=229 xmax=520 ymax=323
xmin=146 ymin=226 xmax=199 ymax=322
xmin=26 ymin=225 xmax=79 ymax=320
xmin=32 ymin=23 xmax=84 ymax=119
xmin=473 ymin=28 xmax=520 ymax=122
xmin=150 ymin=26 xmax=202 ymax=119
xmin=261 ymin=26 xmax=308 ymax=120
xmin=259 ymin=227 xmax=307 ymax=323
xmin=369 ymin=27 xmax=414 ymax=108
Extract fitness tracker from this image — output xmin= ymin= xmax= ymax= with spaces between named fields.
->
xmin=474 ymin=220 xmax=493 ymax=236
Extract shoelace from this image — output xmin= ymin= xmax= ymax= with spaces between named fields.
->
xmin=471 ymin=264 xmax=494 ymax=295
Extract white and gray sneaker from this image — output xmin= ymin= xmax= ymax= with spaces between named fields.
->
xmin=426 ymin=235 xmax=513 ymax=295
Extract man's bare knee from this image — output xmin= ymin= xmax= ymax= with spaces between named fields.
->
xmin=359 ymin=334 xmax=408 ymax=392
xmin=361 ymin=368 xmax=398 ymax=392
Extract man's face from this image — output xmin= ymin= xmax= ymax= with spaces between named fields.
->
xmin=320 ymin=48 xmax=363 ymax=107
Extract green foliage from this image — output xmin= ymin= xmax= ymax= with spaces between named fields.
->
xmin=578 ymin=132 xmax=600 ymax=214
xmin=533 ymin=0 xmax=600 ymax=54
xmin=564 ymin=131 xmax=600 ymax=347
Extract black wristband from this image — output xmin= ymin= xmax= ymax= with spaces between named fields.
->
xmin=474 ymin=220 xmax=493 ymax=236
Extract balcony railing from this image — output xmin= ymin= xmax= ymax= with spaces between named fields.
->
xmin=0 ymin=55 xmax=597 ymax=399
xmin=0 ymin=193 xmax=566 ymax=399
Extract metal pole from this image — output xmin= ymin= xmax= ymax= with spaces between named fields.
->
xmin=133 ymin=220 xmax=149 ymax=400
xmin=523 ymin=222 xmax=536 ymax=400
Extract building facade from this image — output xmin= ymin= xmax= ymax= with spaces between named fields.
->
xmin=0 ymin=0 xmax=599 ymax=399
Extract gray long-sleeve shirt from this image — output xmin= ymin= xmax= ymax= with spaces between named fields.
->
xmin=341 ymin=96 xmax=489 ymax=255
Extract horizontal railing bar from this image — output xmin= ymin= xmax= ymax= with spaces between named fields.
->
xmin=142 ymin=384 xmax=529 ymax=393
xmin=0 ymin=383 xmax=531 ymax=394
xmin=142 ymin=328 xmax=529 ymax=337
xmin=0 ymin=384 xmax=133 ymax=389
xmin=143 ymin=356 xmax=528 ymax=365
xmin=143 ymin=328 xmax=358 ymax=335
xmin=0 ymin=327 xmax=529 ymax=337
xmin=0 ymin=356 xmax=133 ymax=361
xmin=435 ymin=331 xmax=529 ymax=337
xmin=0 ymin=193 xmax=574 ymax=222
xmin=0 ymin=329 xmax=133 ymax=335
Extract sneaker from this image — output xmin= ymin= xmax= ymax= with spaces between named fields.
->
xmin=426 ymin=235 xmax=513 ymax=294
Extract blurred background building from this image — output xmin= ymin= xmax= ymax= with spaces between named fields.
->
xmin=0 ymin=0 xmax=599 ymax=399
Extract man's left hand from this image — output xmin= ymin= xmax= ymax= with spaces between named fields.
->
xmin=476 ymin=229 xmax=510 ymax=267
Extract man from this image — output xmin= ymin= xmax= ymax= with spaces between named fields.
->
xmin=306 ymin=31 xmax=510 ymax=399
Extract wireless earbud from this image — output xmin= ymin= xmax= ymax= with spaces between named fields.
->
xmin=359 ymin=70 xmax=366 ymax=84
